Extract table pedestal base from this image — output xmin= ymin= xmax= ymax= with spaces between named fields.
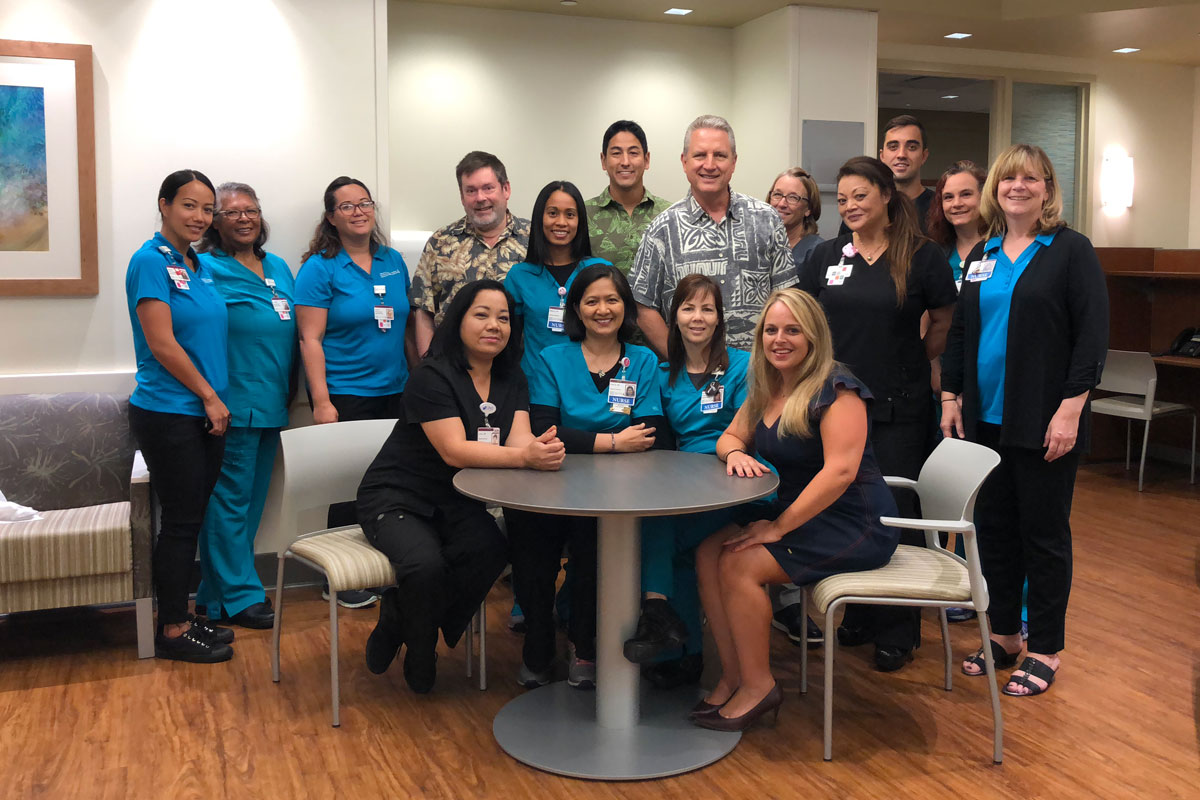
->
xmin=492 ymin=682 xmax=741 ymax=780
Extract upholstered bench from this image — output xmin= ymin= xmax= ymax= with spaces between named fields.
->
xmin=0 ymin=393 xmax=154 ymax=657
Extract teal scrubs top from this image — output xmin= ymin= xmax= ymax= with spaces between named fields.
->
xmin=504 ymin=256 xmax=608 ymax=379
xmin=201 ymin=249 xmax=297 ymax=428
xmin=530 ymin=341 xmax=662 ymax=431
xmin=659 ymin=346 xmax=750 ymax=454
xmin=294 ymin=245 xmax=410 ymax=396
xmin=948 ymin=249 xmax=963 ymax=286
xmin=976 ymin=230 xmax=1058 ymax=423
xmin=126 ymin=232 xmax=229 ymax=416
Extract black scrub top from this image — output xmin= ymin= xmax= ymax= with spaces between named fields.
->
xmin=356 ymin=355 xmax=529 ymax=521
xmin=798 ymin=235 xmax=957 ymax=422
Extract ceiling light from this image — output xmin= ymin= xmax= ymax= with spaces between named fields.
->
xmin=664 ymin=8 xmax=693 ymax=15
xmin=944 ymin=33 xmax=972 ymax=40
xmin=560 ymin=0 xmax=578 ymax=5
xmin=1113 ymin=47 xmax=1140 ymax=54
xmin=941 ymin=95 xmax=959 ymax=99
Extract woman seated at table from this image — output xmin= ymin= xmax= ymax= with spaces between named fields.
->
xmin=355 ymin=279 xmax=565 ymax=693
xmin=693 ymin=288 xmax=899 ymax=731
xmin=620 ymin=274 xmax=751 ymax=690
xmin=507 ymin=264 xmax=664 ymax=690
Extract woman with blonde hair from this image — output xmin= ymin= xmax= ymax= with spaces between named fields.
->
xmin=767 ymin=168 xmax=823 ymax=268
xmin=691 ymin=288 xmax=899 ymax=731
xmin=942 ymin=144 xmax=1107 ymax=697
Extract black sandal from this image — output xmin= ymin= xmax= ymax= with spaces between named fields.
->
xmin=961 ymin=639 xmax=1020 ymax=676
xmin=1002 ymin=656 xmax=1057 ymax=697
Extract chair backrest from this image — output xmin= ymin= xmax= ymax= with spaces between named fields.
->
xmin=1096 ymin=349 xmax=1157 ymax=401
xmin=266 ymin=418 xmax=398 ymax=554
xmin=914 ymin=438 xmax=1002 ymax=525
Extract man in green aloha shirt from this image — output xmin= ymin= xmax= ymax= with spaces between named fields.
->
xmin=584 ymin=120 xmax=671 ymax=276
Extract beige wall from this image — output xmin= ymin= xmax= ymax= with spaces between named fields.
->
xmin=731 ymin=8 xmax=794 ymax=202
xmin=0 ymin=0 xmax=385 ymax=379
xmin=388 ymin=1 xmax=731 ymax=232
xmin=879 ymin=42 xmax=1197 ymax=249
xmin=1192 ymin=67 xmax=1200 ymax=249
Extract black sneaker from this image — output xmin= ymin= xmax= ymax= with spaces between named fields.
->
xmin=322 ymin=584 xmax=378 ymax=609
xmin=155 ymin=624 xmax=233 ymax=663
xmin=772 ymin=603 xmax=823 ymax=648
xmin=365 ymin=589 xmax=405 ymax=675
xmin=189 ymin=614 xmax=235 ymax=644
xmin=622 ymin=598 xmax=688 ymax=664
xmin=642 ymin=653 xmax=703 ymax=690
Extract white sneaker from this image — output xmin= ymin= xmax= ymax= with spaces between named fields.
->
xmin=517 ymin=662 xmax=553 ymax=689
xmin=567 ymin=645 xmax=595 ymax=690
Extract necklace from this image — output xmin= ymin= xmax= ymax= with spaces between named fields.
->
xmin=853 ymin=233 xmax=886 ymax=264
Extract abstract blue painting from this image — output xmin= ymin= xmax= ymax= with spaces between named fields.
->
xmin=0 ymin=85 xmax=49 ymax=251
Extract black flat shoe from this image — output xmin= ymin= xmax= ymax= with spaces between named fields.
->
xmin=643 ymin=653 xmax=703 ymax=690
xmin=962 ymin=639 xmax=1021 ymax=676
xmin=155 ymin=625 xmax=233 ymax=664
xmin=692 ymin=683 xmax=782 ymax=732
xmin=188 ymin=614 xmax=234 ymax=644
xmin=874 ymin=645 xmax=914 ymax=672
xmin=623 ymin=598 xmax=688 ymax=664
xmin=403 ymin=647 xmax=437 ymax=694
xmin=366 ymin=589 xmax=405 ymax=675
xmin=835 ymin=624 xmax=873 ymax=648
xmin=227 ymin=601 xmax=274 ymax=630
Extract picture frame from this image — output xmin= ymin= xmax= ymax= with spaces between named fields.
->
xmin=0 ymin=39 xmax=97 ymax=296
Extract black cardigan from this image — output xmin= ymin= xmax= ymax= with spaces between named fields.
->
xmin=941 ymin=226 xmax=1109 ymax=452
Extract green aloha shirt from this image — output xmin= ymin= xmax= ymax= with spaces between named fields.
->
xmin=584 ymin=186 xmax=671 ymax=276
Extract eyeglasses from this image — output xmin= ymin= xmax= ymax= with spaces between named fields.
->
xmin=335 ymin=200 xmax=376 ymax=214
xmin=215 ymin=208 xmax=261 ymax=221
xmin=769 ymin=191 xmax=809 ymax=207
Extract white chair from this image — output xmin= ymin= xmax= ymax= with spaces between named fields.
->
xmin=268 ymin=418 xmax=487 ymax=728
xmin=799 ymin=438 xmax=1003 ymax=763
xmin=1090 ymin=349 xmax=1196 ymax=491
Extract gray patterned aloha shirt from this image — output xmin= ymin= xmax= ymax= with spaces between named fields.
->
xmin=584 ymin=187 xmax=671 ymax=276
xmin=410 ymin=212 xmax=531 ymax=326
xmin=629 ymin=189 xmax=795 ymax=351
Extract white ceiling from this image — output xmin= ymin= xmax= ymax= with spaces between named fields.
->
xmin=404 ymin=1 xmax=1200 ymax=66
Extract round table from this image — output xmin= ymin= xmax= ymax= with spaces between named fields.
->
xmin=454 ymin=450 xmax=778 ymax=780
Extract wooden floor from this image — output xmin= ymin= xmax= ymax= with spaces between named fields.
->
xmin=2 ymin=462 xmax=1197 ymax=799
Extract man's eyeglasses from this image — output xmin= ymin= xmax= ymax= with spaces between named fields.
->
xmin=216 ymin=209 xmax=261 ymax=221
xmin=769 ymin=191 xmax=809 ymax=207
xmin=335 ymin=200 xmax=376 ymax=214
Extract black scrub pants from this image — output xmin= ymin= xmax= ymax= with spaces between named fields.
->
xmin=973 ymin=423 xmax=1077 ymax=654
xmin=362 ymin=502 xmax=507 ymax=652
xmin=128 ymin=405 xmax=225 ymax=626
xmin=505 ymin=508 xmax=598 ymax=670
xmin=325 ymin=392 xmax=404 ymax=529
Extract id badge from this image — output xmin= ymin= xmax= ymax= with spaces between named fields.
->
xmin=272 ymin=297 xmax=292 ymax=320
xmin=966 ymin=259 xmax=996 ymax=282
xmin=476 ymin=426 xmax=501 ymax=445
xmin=608 ymin=379 xmax=636 ymax=414
xmin=826 ymin=263 xmax=852 ymax=286
xmin=701 ymin=384 xmax=724 ymax=414
xmin=166 ymin=266 xmax=190 ymax=282
xmin=374 ymin=305 xmax=394 ymax=330
xmin=174 ymin=280 xmax=190 ymax=291
xmin=547 ymin=306 xmax=565 ymax=332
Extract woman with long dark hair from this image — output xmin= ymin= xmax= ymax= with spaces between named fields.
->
xmin=797 ymin=156 xmax=957 ymax=672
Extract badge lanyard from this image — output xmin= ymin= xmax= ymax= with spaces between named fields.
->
xmin=265 ymin=277 xmax=291 ymax=321
xmin=701 ymin=366 xmax=725 ymax=415
xmin=160 ymin=245 xmax=191 ymax=291
xmin=373 ymin=284 xmax=393 ymax=331
xmin=547 ymin=286 xmax=566 ymax=332
xmin=477 ymin=401 xmax=500 ymax=444
xmin=608 ymin=356 xmax=636 ymax=415
xmin=825 ymin=241 xmax=857 ymax=287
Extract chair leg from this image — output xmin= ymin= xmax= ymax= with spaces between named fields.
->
xmin=799 ymin=592 xmax=808 ymax=696
xmin=478 ymin=601 xmax=487 ymax=691
xmin=329 ymin=590 xmax=340 ymax=728
xmin=1124 ymin=419 xmax=1132 ymax=471
xmin=976 ymin=609 xmax=1004 ymax=764
xmin=939 ymin=607 xmax=952 ymax=691
xmin=271 ymin=555 xmax=286 ymax=683
xmin=465 ymin=611 xmax=474 ymax=679
xmin=1190 ymin=413 xmax=1197 ymax=485
xmin=1138 ymin=419 xmax=1151 ymax=492
xmin=135 ymin=596 xmax=154 ymax=659
xmin=824 ymin=604 xmax=837 ymax=762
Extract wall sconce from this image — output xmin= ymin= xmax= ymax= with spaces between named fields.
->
xmin=1100 ymin=145 xmax=1134 ymax=217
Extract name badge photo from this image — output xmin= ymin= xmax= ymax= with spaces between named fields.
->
xmin=272 ymin=297 xmax=292 ymax=320
xmin=476 ymin=426 xmax=501 ymax=445
xmin=701 ymin=384 xmax=724 ymax=414
xmin=166 ymin=267 xmax=190 ymax=282
xmin=965 ymin=259 xmax=996 ymax=282
xmin=546 ymin=306 xmax=565 ymax=332
xmin=374 ymin=305 xmax=394 ymax=330
xmin=608 ymin=379 xmax=636 ymax=414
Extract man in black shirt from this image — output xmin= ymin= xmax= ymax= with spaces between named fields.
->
xmin=838 ymin=114 xmax=935 ymax=235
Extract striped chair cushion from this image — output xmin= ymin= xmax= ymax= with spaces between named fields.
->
xmin=0 ymin=502 xmax=131 ymax=583
xmin=0 ymin=573 xmax=132 ymax=614
xmin=811 ymin=544 xmax=971 ymax=614
xmin=288 ymin=527 xmax=396 ymax=592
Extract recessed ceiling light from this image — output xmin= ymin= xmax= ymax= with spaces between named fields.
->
xmin=944 ymin=32 xmax=972 ymax=40
xmin=560 ymin=0 xmax=577 ymax=5
xmin=941 ymin=95 xmax=959 ymax=99
xmin=1112 ymin=47 xmax=1140 ymax=54
xmin=664 ymin=8 xmax=693 ymax=15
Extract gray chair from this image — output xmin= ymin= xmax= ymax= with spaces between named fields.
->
xmin=0 ymin=393 xmax=154 ymax=657
xmin=799 ymin=437 xmax=1003 ymax=763
xmin=1090 ymin=349 xmax=1196 ymax=491
xmin=267 ymin=418 xmax=486 ymax=728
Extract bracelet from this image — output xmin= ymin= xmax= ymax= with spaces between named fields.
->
xmin=610 ymin=432 xmax=616 ymax=452
xmin=724 ymin=448 xmax=747 ymax=462
xmin=940 ymin=398 xmax=958 ymax=403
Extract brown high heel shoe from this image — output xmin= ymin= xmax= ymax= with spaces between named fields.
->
xmin=692 ymin=682 xmax=782 ymax=732
xmin=688 ymin=697 xmax=726 ymax=719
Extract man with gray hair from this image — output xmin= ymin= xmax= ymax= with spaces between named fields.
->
xmin=629 ymin=114 xmax=794 ymax=354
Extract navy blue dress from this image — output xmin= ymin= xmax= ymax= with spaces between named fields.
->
xmin=751 ymin=369 xmax=899 ymax=585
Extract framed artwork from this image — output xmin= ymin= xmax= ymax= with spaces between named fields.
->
xmin=0 ymin=40 xmax=96 ymax=296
